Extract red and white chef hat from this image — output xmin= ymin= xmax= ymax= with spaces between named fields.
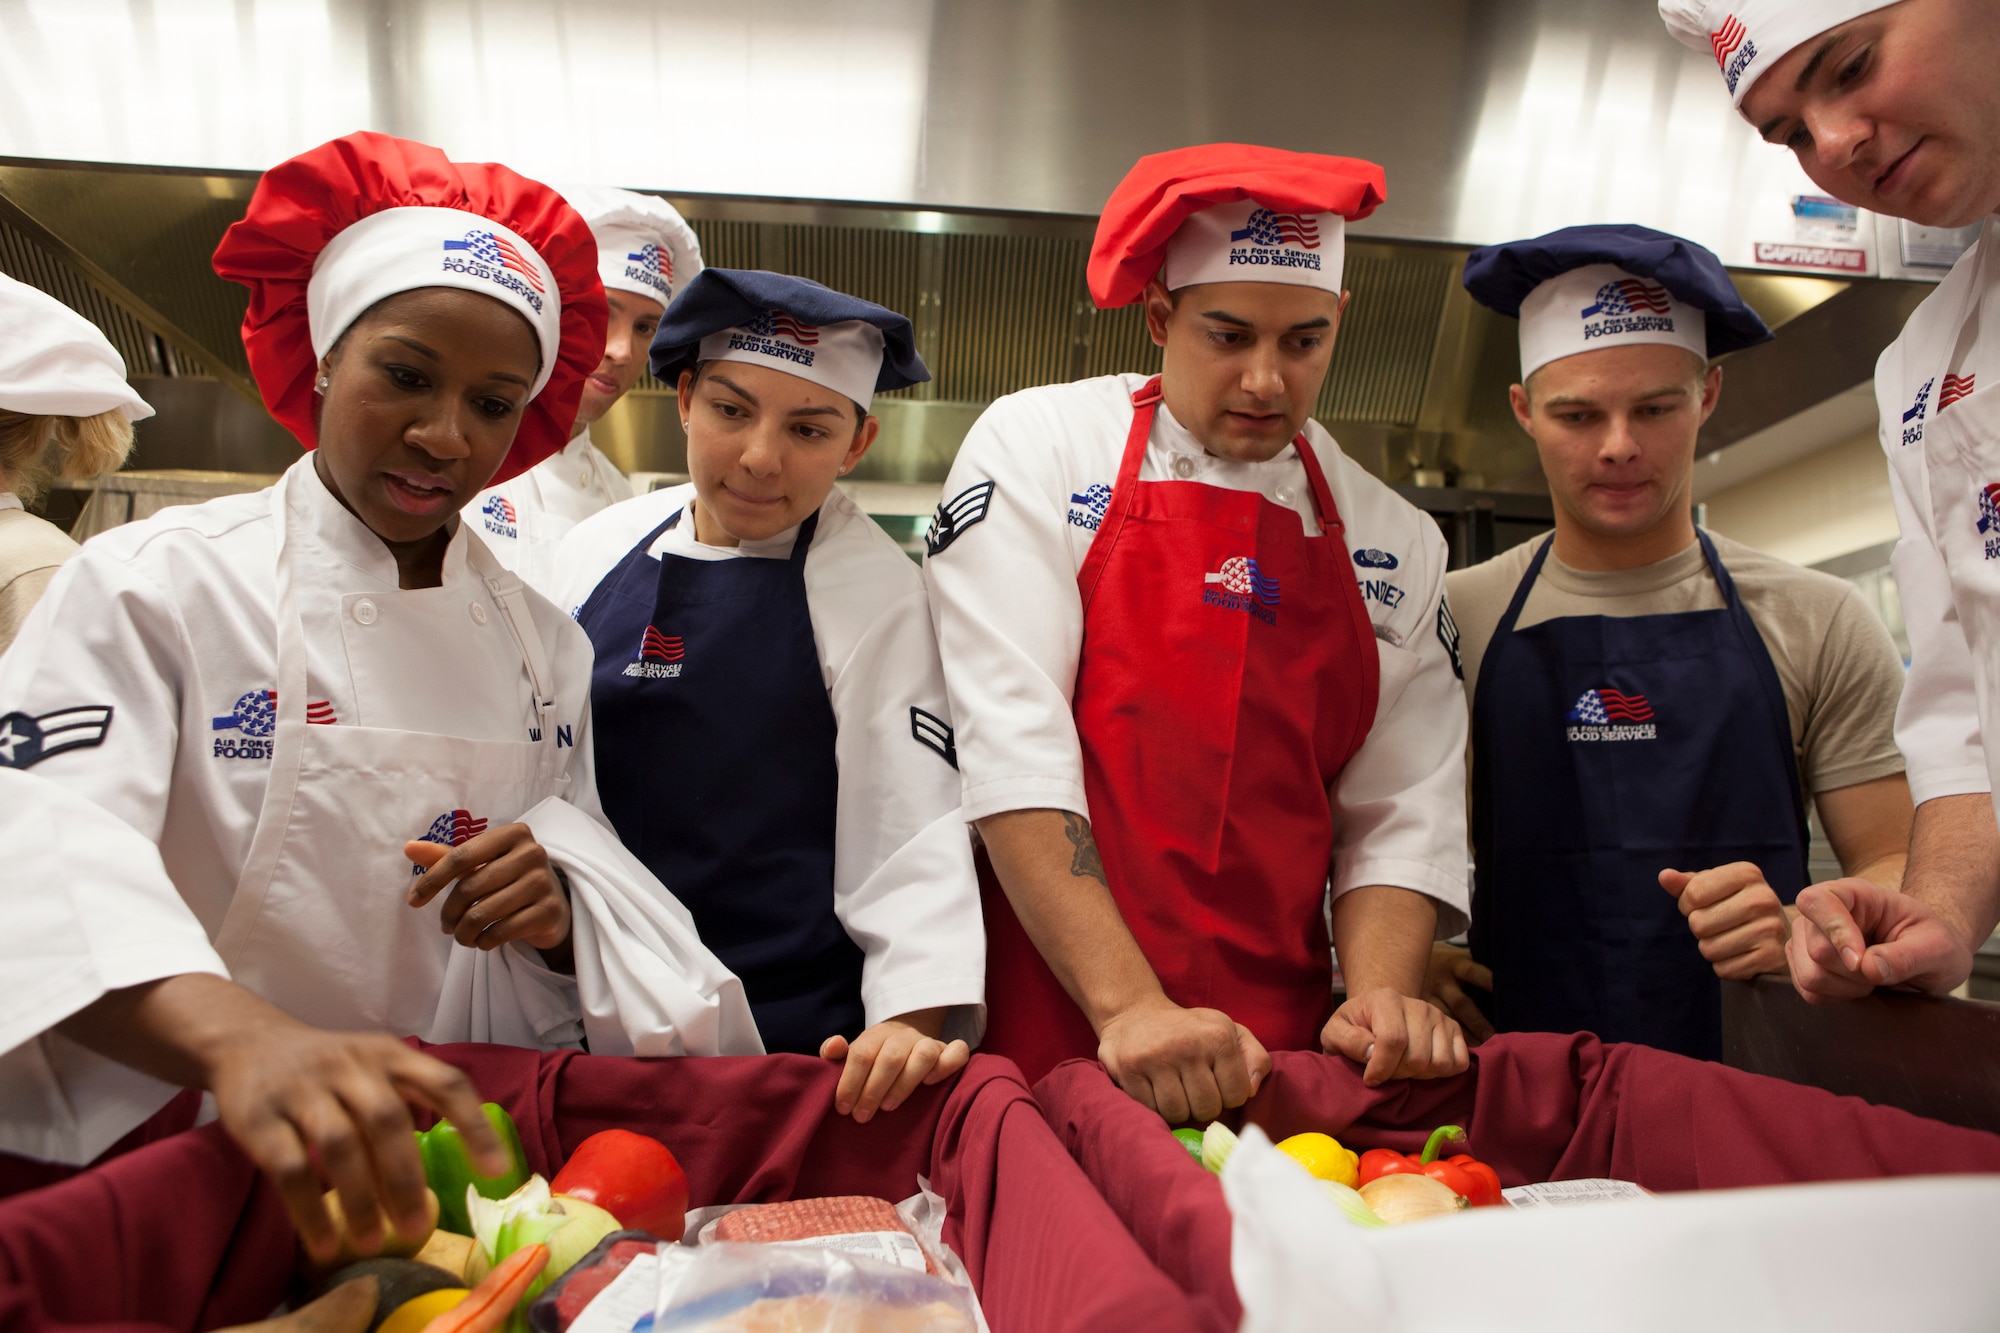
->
xmin=1658 ymin=0 xmax=1900 ymax=105
xmin=561 ymin=185 xmax=703 ymax=309
xmin=1087 ymin=144 xmax=1387 ymax=309
xmin=212 ymin=131 xmax=607 ymax=485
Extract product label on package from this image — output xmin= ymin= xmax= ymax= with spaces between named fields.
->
xmin=1502 ymin=1179 xmax=1654 ymax=1208
xmin=567 ymin=1251 xmax=661 ymax=1333
xmin=774 ymin=1230 xmax=930 ymax=1273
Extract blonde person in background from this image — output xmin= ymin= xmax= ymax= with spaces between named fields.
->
xmin=0 ymin=274 xmax=150 ymax=651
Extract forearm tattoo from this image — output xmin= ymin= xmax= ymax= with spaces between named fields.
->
xmin=1063 ymin=812 xmax=1108 ymax=886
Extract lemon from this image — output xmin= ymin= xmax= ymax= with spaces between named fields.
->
xmin=377 ymin=1287 xmax=469 ymax=1333
xmin=1276 ymin=1132 xmax=1359 ymax=1187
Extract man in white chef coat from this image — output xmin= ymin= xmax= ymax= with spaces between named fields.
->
xmin=0 ymin=768 xmax=508 ymax=1261
xmin=467 ymin=187 xmax=702 ymax=587
xmin=925 ymin=144 xmax=1472 ymax=1122
xmin=1660 ymin=0 xmax=2000 ymax=999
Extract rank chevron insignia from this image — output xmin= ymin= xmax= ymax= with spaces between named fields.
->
xmin=925 ymin=481 xmax=997 ymax=556
xmin=0 ymin=705 xmax=114 ymax=770
xmin=909 ymin=706 xmax=958 ymax=768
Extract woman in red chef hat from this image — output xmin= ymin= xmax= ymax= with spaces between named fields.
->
xmin=0 ymin=133 xmax=758 ymax=1241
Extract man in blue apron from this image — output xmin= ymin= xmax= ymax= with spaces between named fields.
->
xmin=1435 ymin=226 xmax=1914 ymax=1060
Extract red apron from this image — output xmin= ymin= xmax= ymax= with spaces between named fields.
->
xmin=980 ymin=377 xmax=1382 ymax=1085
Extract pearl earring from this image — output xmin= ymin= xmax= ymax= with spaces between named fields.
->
xmin=315 ymin=374 xmax=329 ymax=393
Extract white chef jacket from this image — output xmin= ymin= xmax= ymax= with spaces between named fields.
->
xmin=922 ymin=372 xmax=1471 ymax=931
xmin=550 ymin=483 xmax=987 ymax=1040
xmin=0 ymin=456 xmax=758 ymax=1067
xmin=466 ymin=427 xmax=634 ymax=588
xmin=0 ymin=769 xmax=226 ymax=1163
xmin=1876 ymin=214 xmax=1997 ymax=809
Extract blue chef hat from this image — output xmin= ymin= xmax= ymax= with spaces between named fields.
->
xmin=1462 ymin=224 xmax=1772 ymax=379
xmin=650 ymin=268 xmax=929 ymax=410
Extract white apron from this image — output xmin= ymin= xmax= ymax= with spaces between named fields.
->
xmin=1916 ymin=229 xmax=2000 ymax=818
xmin=216 ymin=467 xmax=580 ymax=1044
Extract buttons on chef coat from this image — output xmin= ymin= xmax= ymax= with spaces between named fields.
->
xmin=1172 ymin=456 xmax=1198 ymax=479
xmin=353 ymin=599 xmax=378 ymax=626
xmin=580 ymin=467 xmax=593 ymax=488
xmin=1275 ymin=484 xmax=1297 ymax=505
xmin=470 ymin=602 xmax=489 ymax=626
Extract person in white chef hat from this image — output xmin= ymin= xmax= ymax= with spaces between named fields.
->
xmin=0 ymin=767 xmax=510 ymax=1262
xmin=0 ymin=130 xmax=761 ymax=1181
xmin=1660 ymin=0 xmax=2000 ymax=1003
xmin=466 ymin=187 xmax=702 ymax=587
xmin=0 ymin=273 xmax=150 ymax=653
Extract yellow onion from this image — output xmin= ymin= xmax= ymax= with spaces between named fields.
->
xmin=1357 ymin=1173 xmax=1467 ymax=1225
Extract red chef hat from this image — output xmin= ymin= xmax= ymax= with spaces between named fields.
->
xmin=1087 ymin=144 xmax=1388 ymax=309
xmin=212 ymin=131 xmax=608 ymax=486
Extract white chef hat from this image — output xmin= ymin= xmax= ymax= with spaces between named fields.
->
xmin=308 ymin=206 xmax=564 ymax=399
xmin=0 ymin=274 xmax=154 ymax=422
xmin=561 ymin=186 xmax=703 ymax=309
xmin=1658 ymin=0 xmax=1902 ymax=105
xmin=1518 ymin=265 xmax=1708 ymax=379
xmin=1161 ymin=200 xmax=1349 ymax=296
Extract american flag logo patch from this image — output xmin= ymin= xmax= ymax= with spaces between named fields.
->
xmin=627 ymin=243 xmax=672 ymax=280
xmin=639 ymin=627 xmax=684 ymax=663
xmin=442 ymin=230 xmax=545 ymax=292
xmin=1204 ymin=555 xmax=1281 ymax=606
xmin=744 ymin=310 xmax=820 ymax=345
xmin=1582 ymin=279 xmax=1674 ymax=319
xmin=211 ymin=689 xmax=335 ymax=736
xmin=483 ymin=495 xmax=518 ymax=524
xmin=1567 ymin=689 xmax=1654 ymax=724
xmin=910 ymin=706 xmax=957 ymax=769
xmin=421 ymin=809 xmax=489 ymax=847
xmin=1231 ymin=208 xmax=1322 ymax=249
xmin=1941 ymin=373 xmax=1977 ymax=412
xmin=925 ymin=481 xmax=997 ymax=556
xmin=0 ymin=705 xmax=113 ymax=770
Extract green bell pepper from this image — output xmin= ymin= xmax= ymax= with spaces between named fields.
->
xmin=417 ymin=1102 xmax=529 ymax=1235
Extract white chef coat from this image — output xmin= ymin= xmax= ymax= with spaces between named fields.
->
xmin=922 ymin=372 xmax=1471 ymax=930
xmin=0 ymin=769 xmax=225 ymax=1163
xmin=466 ymin=427 xmax=634 ymax=588
xmin=1876 ymin=214 xmax=1998 ymax=810
xmin=551 ymin=483 xmax=987 ymax=1038
xmin=0 ymin=456 xmax=758 ymax=1071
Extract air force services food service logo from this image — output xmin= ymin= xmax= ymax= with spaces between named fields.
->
xmin=1580 ymin=278 xmax=1675 ymax=342
xmin=1226 ymin=208 xmax=1323 ymax=273
xmin=480 ymin=494 xmax=518 ymax=540
xmin=625 ymin=243 xmax=673 ymax=300
xmin=1977 ymin=483 xmax=2000 ymax=560
xmin=728 ymin=311 xmax=820 ymax=370
xmin=211 ymin=689 xmax=336 ymax=759
xmin=1566 ymin=688 xmax=1656 ymax=742
xmin=412 ymin=809 xmax=489 ymax=874
xmin=1202 ymin=556 xmax=1281 ymax=624
xmin=441 ymin=230 xmax=546 ymax=313
xmin=1353 ymin=548 xmax=1399 ymax=570
xmin=624 ymin=626 xmax=685 ymax=679
xmin=1710 ymin=14 xmax=1757 ymax=95
xmin=1902 ymin=378 xmax=1935 ymax=446
xmin=1068 ymin=483 xmax=1112 ymax=532
xmin=0 ymin=705 xmax=113 ymax=770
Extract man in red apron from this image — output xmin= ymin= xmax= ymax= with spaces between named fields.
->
xmin=924 ymin=145 xmax=1474 ymax=1121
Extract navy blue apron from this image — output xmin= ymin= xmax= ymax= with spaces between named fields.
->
xmin=1469 ymin=531 xmax=1809 ymax=1060
xmin=575 ymin=506 xmax=864 ymax=1054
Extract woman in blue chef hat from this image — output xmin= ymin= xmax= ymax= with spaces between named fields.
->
xmin=553 ymin=270 xmax=985 ymax=1120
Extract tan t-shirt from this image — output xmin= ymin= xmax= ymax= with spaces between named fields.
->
xmin=0 ymin=505 xmax=80 ymax=656
xmin=1445 ymin=531 xmax=1906 ymax=796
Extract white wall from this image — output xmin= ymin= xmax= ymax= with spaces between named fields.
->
xmin=1700 ymin=425 xmax=1898 ymax=569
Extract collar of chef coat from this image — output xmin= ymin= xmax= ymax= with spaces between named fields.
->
xmin=647 ymin=490 xmax=817 ymax=563
xmin=288 ymin=455 xmax=477 ymax=587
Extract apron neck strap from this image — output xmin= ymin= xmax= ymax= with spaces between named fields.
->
xmin=1493 ymin=534 xmax=1557 ymax=644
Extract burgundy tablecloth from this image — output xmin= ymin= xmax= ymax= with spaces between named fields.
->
xmin=1037 ymin=1032 xmax=2000 ymax=1330
xmin=0 ymin=1049 xmax=1208 ymax=1333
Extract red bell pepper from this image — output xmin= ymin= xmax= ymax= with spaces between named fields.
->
xmin=550 ymin=1129 xmax=690 ymax=1241
xmin=1356 ymin=1125 xmax=1503 ymax=1207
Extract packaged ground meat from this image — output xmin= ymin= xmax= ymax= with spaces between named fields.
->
xmin=705 ymin=1196 xmax=938 ymax=1276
